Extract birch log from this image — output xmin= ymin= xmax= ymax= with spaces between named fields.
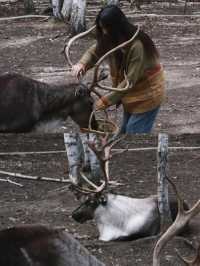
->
xmin=88 ymin=134 xmax=102 ymax=183
xmin=64 ymin=133 xmax=102 ymax=186
xmin=103 ymin=0 xmax=119 ymax=5
xmin=64 ymin=133 xmax=83 ymax=185
xmin=70 ymin=0 xmax=86 ymax=35
xmin=157 ymin=133 xmax=172 ymax=232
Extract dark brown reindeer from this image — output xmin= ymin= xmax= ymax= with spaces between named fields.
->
xmin=71 ymin=134 xmax=188 ymax=242
xmin=0 ymin=72 xmax=98 ymax=133
xmin=0 ymin=224 xmax=104 ymax=266
xmin=153 ymin=177 xmax=200 ymax=266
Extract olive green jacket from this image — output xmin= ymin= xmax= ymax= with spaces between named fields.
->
xmin=79 ymin=39 xmax=165 ymax=113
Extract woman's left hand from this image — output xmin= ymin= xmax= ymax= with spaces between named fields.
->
xmin=95 ymin=97 xmax=110 ymax=110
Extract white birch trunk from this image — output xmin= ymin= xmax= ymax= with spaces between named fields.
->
xmin=64 ymin=133 xmax=102 ymax=186
xmin=80 ymin=133 xmax=102 ymax=185
xmin=104 ymin=0 xmax=119 ymax=5
xmin=64 ymin=133 xmax=83 ymax=185
xmin=88 ymin=134 xmax=102 ymax=184
xmin=70 ymin=0 xmax=86 ymax=35
xmin=51 ymin=0 xmax=63 ymax=19
xmin=157 ymin=133 xmax=172 ymax=232
xmin=61 ymin=0 xmax=73 ymax=22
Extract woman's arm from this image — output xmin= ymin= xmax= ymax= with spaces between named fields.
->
xmin=96 ymin=41 xmax=145 ymax=110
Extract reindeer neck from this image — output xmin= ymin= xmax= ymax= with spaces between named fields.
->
xmin=42 ymin=83 xmax=78 ymax=113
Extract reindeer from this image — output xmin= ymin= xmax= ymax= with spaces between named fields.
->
xmin=0 ymin=224 xmax=104 ymax=266
xmin=0 ymin=73 xmax=98 ymax=133
xmin=153 ymin=177 xmax=200 ymax=266
xmin=70 ymin=134 xmax=189 ymax=242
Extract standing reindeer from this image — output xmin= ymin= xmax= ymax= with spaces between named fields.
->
xmin=0 ymin=73 xmax=98 ymax=133
xmin=0 ymin=224 xmax=104 ymax=266
xmin=70 ymin=134 xmax=189 ymax=242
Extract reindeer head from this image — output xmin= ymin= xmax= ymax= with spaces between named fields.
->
xmin=70 ymin=133 xmax=122 ymax=224
xmin=72 ymin=193 xmax=107 ymax=223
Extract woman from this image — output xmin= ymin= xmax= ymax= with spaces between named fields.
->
xmin=72 ymin=5 xmax=165 ymax=133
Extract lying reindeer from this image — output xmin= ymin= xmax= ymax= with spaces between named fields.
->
xmin=0 ymin=224 xmax=104 ymax=266
xmin=71 ymin=134 xmax=189 ymax=242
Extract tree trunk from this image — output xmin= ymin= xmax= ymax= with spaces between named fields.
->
xmin=61 ymin=0 xmax=73 ymax=22
xmin=24 ymin=0 xmax=35 ymax=14
xmin=51 ymin=0 xmax=63 ymax=19
xmin=70 ymin=0 xmax=86 ymax=35
xmin=104 ymin=0 xmax=119 ymax=5
xmin=64 ymin=133 xmax=102 ymax=186
xmin=64 ymin=133 xmax=83 ymax=185
xmin=157 ymin=133 xmax=172 ymax=232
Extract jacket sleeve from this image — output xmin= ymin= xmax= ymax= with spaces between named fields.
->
xmin=79 ymin=43 xmax=100 ymax=71
xmin=101 ymin=41 xmax=145 ymax=107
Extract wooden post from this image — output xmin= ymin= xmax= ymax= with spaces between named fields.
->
xmin=157 ymin=133 xmax=172 ymax=232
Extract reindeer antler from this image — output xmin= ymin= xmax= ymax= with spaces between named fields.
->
xmin=177 ymin=242 xmax=200 ymax=265
xmin=72 ymin=133 xmax=122 ymax=195
xmin=64 ymin=25 xmax=96 ymax=68
xmin=89 ymin=25 xmax=140 ymax=92
xmin=153 ymin=177 xmax=200 ymax=266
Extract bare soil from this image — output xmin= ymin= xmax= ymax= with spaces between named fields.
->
xmin=0 ymin=2 xmax=200 ymax=133
xmin=0 ymin=134 xmax=200 ymax=265
xmin=0 ymin=3 xmax=200 ymax=265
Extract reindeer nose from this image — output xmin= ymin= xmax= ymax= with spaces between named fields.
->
xmin=72 ymin=208 xmax=86 ymax=224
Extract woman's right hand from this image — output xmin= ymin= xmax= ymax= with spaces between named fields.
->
xmin=72 ymin=63 xmax=86 ymax=80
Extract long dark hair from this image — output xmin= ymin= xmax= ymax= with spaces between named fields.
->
xmin=95 ymin=5 xmax=159 ymax=66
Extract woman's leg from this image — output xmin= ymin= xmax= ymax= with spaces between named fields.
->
xmin=125 ymin=107 xmax=160 ymax=134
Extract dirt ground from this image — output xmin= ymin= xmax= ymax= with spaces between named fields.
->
xmin=0 ymin=2 xmax=200 ymax=265
xmin=0 ymin=134 xmax=200 ymax=265
xmin=0 ymin=2 xmax=200 ymax=133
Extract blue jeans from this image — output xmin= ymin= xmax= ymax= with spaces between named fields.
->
xmin=120 ymin=107 xmax=160 ymax=134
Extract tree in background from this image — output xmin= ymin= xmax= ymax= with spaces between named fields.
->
xmin=51 ymin=0 xmax=86 ymax=35
xmin=24 ymin=0 xmax=35 ymax=14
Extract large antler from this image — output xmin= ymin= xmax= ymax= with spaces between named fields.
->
xmin=64 ymin=25 xmax=96 ymax=68
xmin=153 ymin=177 xmax=200 ymax=266
xmin=177 ymin=242 xmax=200 ymax=265
xmin=72 ymin=133 xmax=122 ymax=194
xmin=89 ymin=25 xmax=140 ymax=92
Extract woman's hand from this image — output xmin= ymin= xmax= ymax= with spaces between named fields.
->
xmin=95 ymin=97 xmax=110 ymax=111
xmin=72 ymin=63 xmax=86 ymax=80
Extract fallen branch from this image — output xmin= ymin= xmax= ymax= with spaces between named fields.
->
xmin=0 ymin=15 xmax=50 ymax=21
xmin=0 ymin=177 xmax=23 ymax=187
xmin=0 ymin=170 xmax=70 ymax=183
